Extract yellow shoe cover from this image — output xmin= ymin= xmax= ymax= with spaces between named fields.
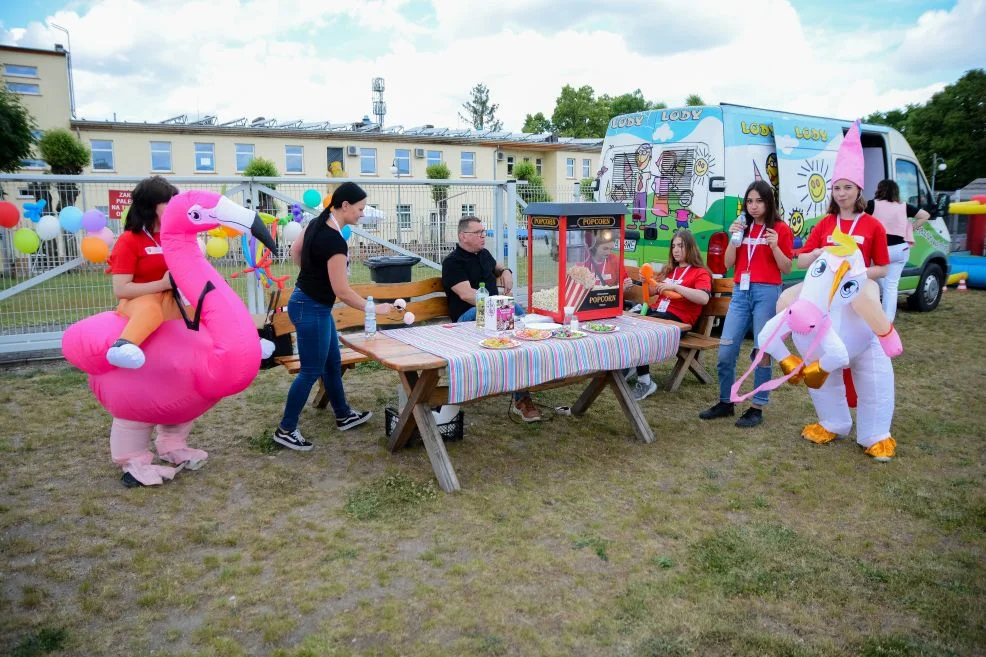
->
xmin=802 ymin=423 xmax=838 ymax=444
xmin=864 ymin=437 xmax=896 ymax=462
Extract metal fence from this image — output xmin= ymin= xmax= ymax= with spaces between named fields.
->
xmin=0 ymin=174 xmax=519 ymax=356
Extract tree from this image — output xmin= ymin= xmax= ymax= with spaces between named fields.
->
xmin=685 ymin=94 xmax=705 ymax=106
xmin=513 ymin=160 xmax=551 ymax=203
xmin=243 ymin=157 xmax=280 ymax=214
xmin=0 ymin=87 xmax=37 ymax=174
xmin=38 ymin=128 xmax=90 ymax=211
xmin=522 ymin=112 xmax=552 ymax=134
xmin=426 ymin=162 xmax=451 ymax=241
xmin=551 ymin=85 xmax=610 ymax=138
xmin=607 ymin=89 xmax=656 ymax=117
xmin=459 ymin=83 xmax=503 ymax=132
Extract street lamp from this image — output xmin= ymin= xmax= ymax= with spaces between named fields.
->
xmin=49 ymin=22 xmax=76 ymax=118
xmin=931 ymin=153 xmax=947 ymax=198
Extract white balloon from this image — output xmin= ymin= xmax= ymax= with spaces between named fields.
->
xmin=283 ymin=222 xmax=303 ymax=242
xmin=36 ymin=216 xmax=61 ymax=240
xmin=394 ymin=298 xmax=407 ymax=311
xmin=403 ymin=311 xmax=415 ymax=325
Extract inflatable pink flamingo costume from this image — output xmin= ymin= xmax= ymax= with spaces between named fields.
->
xmin=62 ymin=191 xmax=276 ymax=486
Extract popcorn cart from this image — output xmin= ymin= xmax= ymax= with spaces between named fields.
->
xmin=525 ymin=202 xmax=628 ymax=322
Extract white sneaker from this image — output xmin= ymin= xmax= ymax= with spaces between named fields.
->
xmin=107 ymin=341 xmax=145 ymax=369
xmin=632 ymin=379 xmax=657 ymax=401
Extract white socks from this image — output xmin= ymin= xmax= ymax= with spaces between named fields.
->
xmin=107 ymin=340 xmax=146 ymax=369
xmin=638 ymin=374 xmax=652 ymax=386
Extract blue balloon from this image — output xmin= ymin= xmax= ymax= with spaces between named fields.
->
xmin=341 ymin=224 xmax=352 ymax=240
xmin=59 ymin=206 xmax=83 ymax=232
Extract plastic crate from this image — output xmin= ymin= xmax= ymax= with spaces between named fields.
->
xmin=385 ymin=406 xmax=464 ymax=443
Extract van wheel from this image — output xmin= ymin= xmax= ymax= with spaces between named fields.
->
xmin=907 ymin=263 xmax=943 ymax=312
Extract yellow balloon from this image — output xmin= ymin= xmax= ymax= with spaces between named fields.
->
xmin=206 ymin=237 xmax=229 ymax=258
xmin=259 ymin=212 xmax=277 ymax=225
xmin=207 ymin=227 xmax=224 ymax=238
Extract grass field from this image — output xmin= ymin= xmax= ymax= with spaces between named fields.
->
xmin=1 ymin=291 xmax=984 ymax=657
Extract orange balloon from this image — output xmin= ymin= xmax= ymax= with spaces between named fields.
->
xmin=322 ymin=192 xmax=333 ymax=209
xmin=81 ymin=236 xmax=110 ymax=263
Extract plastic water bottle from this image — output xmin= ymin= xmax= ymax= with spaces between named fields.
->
xmin=731 ymin=212 xmax=748 ymax=247
xmin=364 ymin=296 xmax=376 ymax=338
xmin=475 ymin=282 xmax=489 ymax=329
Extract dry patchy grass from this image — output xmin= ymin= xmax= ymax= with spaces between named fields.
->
xmin=1 ymin=292 xmax=985 ymax=656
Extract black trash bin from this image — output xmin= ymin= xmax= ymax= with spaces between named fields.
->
xmin=365 ymin=255 xmax=421 ymax=283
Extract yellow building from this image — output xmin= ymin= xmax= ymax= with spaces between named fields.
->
xmin=1 ymin=44 xmax=73 ymax=168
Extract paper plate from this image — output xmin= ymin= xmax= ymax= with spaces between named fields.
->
xmin=583 ymin=322 xmax=620 ymax=334
xmin=513 ymin=328 xmax=553 ymax=341
xmin=480 ymin=337 xmax=520 ymax=350
xmin=552 ymin=329 xmax=588 ymax=340
xmin=525 ymin=322 xmax=562 ymax=331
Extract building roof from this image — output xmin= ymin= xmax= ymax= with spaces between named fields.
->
xmin=0 ymin=44 xmax=67 ymax=57
xmin=69 ymin=117 xmax=603 ymax=152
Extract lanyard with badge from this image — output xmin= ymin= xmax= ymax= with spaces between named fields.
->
xmin=329 ymin=214 xmax=351 ymax=277
xmin=656 ymin=265 xmax=689 ymax=312
xmin=832 ymin=214 xmax=861 ymax=244
xmin=739 ymin=224 xmax=765 ymax=291
xmin=143 ymin=227 xmax=163 ymax=254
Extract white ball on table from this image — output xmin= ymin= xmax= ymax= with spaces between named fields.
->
xmin=403 ymin=311 xmax=415 ymax=325
xmin=393 ymin=298 xmax=407 ymax=312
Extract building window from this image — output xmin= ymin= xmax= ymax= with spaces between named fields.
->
xmin=396 ymin=204 xmax=411 ymax=230
xmin=536 ymin=158 xmax=543 ymax=176
xmin=21 ymin=130 xmax=46 ymax=169
xmin=461 ymin=151 xmax=475 ymax=177
xmin=4 ymin=64 xmax=38 ymax=77
xmin=394 ymin=148 xmax=410 ymax=175
xmin=360 ymin=147 xmax=377 ymax=175
xmin=91 ymin=140 xmax=115 ymax=171
xmin=150 ymin=141 xmax=172 ymax=172
xmin=583 ymin=158 xmax=591 ymax=178
xmin=285 ymin=145 xmax=303 ymax=173
xmin=6 ymin=82 xmax=40 ymax=94
xmin=461 ymin=204 xmax=476 ymax=217
xmin=506 ymin=155 xmax=514 ymax=175
xmin=566 ymin=158 xmax=575 ymax=178
xmin=235 ymin=144 xmax=255 ymax=173
xmin=194 ymin=143 xmax=215 ymax=172
xmin=426 ymin=150 xmax=442 ymax=168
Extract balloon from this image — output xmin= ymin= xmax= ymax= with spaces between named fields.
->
xmin=282 ymin=222 xmax=302 ymax=242
xmin=322 ymin=193 xmax=333 ymax=209
xmin=36 ymin=216 xmax=61 ymax=240
xmin=95 ymin=227 xmax=115 ymax=246
xmin=207 ymin=227 xmax=225 ymax=238
xmin=13 ymin=228 xmax=40 ymax=254
xmin=23 ymin=199 xmax=46 ymax=222
xmin=278 ymin=217 xmax=290 ymax=226
xmin=121 ymin=206 xmax=130 ymax=224
xmin=59 ymin=206 xmax=83 ymax=232
xmin=302 ymin=189 xmax=322 ymax=208
xmin=0 ymin=201 xmax=18 ymax=228
xmin=82 ymin=209 xmax=107 ymax=232
xmin=341 ymin=224 xmax=351 ymax=240
xmin=258 ymin=212 xmax=277 ymax=225
xmin=81 ymin=236 xmax=109 ymax=263
xmin=206 ymin=237 xmax=229 ymax=258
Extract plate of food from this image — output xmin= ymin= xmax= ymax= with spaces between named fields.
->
xmin=513 ymin=327 xmax=553 ymax=341
xmin=479 ymin=336 xmax=521 ymax=350
xmin=525 ymin=322 xmax=562 ymax=331
xmin=552 ymin=328 xmax=588 ymax=340
xmin=583 ymin=321 xmax=619 ymax=334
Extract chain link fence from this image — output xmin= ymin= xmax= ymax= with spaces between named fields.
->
xmin=0 ymin=175 xmax=519 ymax=357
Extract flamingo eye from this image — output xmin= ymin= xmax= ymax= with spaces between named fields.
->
xmin=189 ymin=210 xmax=201 ymax=221
xmin=810 ymin=259 xmax=826 ymax=277
xmin=840 ymin=280 xmax=859 ymax=298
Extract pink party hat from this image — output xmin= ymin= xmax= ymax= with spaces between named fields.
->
xmin=831 ymin=120 xmax=864 ymax=189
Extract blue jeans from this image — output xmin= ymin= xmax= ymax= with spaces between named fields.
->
xmin=716 ymin=283 xmax=781 ymax=407
xmin=457 ymin=303 xmax=528 ymax=401
xmin=279 ymin=288 xmax=351 ymax=431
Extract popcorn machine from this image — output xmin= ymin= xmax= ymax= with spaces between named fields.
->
xmin=525 ymin=202 xmax=629 ymax=322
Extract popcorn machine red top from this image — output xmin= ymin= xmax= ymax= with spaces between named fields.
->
xmin=525 ymin=202 xmax=629 ymax=322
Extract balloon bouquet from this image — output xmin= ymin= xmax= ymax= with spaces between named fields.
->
xmin=0 ymin=199 xmax=115 ymax=262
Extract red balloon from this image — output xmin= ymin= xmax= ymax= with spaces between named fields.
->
xmin=0 ymin=201 xmax=19 ymax=229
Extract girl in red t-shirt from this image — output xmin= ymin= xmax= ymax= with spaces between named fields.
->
xmin=630 ymin=229 xmax=712 ymax=401
xmin=105 ymin=176 xmax=182 ymax=369
xmin=700 ymin=180 xmax=793 ymax=427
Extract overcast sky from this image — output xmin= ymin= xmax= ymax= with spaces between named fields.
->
xmin=2 ymin=0 xmax=983 ymax=131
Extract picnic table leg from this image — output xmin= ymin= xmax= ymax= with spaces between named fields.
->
xmin=607 ymin=371 xmax=655 ymax=444
xmin=571 ymin=373 xmax=609 ymax=416
xmin=391 ymin=369 xmax=460 ymax=493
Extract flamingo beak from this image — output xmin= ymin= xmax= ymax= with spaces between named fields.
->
xmin=827 ymin=260 xmax=851 ymax=308
xmin=214 ymin=196 xmax=277 ymax=252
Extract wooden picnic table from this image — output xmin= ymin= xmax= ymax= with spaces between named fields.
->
xmin=341 ymin=312 xmax=689 ymax=492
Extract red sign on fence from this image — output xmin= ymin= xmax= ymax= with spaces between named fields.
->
xmin=108 ymin=189 xmax=132 ymax=219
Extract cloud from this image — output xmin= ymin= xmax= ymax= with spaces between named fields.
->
xmin=894 ymin=0 xmax=986 ymax=73
xmin=652 ymin=123 xmax=673 ymax=142
xmin=775 ymin=134 xmax=798 ymax=155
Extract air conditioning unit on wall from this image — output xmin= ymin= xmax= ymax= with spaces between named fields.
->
xmin=346 ymin=145 xmax=359 ymax=156
xmin=414 ymin=148 xmax=425 ymax=158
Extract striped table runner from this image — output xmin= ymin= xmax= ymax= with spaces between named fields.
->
xmin=384 ymin=315 xmax=680 ymax=404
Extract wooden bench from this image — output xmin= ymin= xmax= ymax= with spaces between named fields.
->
xmin=624 ymin=265 xmax=734 ymax=391
xmin=269 ymin=277 xmax=451 ymax=408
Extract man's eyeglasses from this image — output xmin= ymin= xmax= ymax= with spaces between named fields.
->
xmin=461 ymin=229 xmax=486 ymax=236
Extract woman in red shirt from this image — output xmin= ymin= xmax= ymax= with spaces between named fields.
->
xmin=582 ymin=231 xmax=622 ymax=287
xmin=631 ymin=229 xmax=712 ymax=401
xmin=700 ymin=180 xmax=793 ymax=427
xmin=105 ymin=176 xmax=183 ymax=369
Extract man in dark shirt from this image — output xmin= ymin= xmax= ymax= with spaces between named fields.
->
xmin=442 ymin=216 xmax=540 ymax=422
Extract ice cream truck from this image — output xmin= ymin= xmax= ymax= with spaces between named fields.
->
xmin=594 ymin=103 xmax=952 ymax=311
